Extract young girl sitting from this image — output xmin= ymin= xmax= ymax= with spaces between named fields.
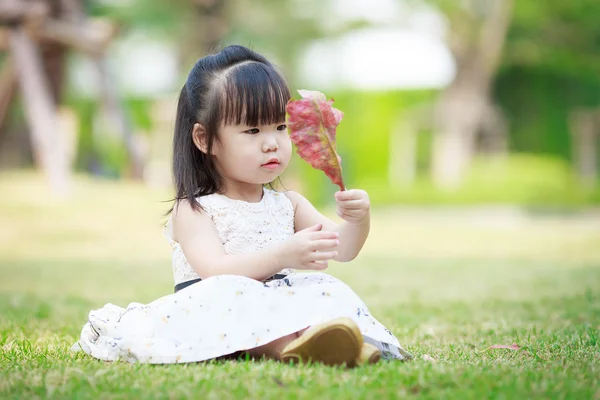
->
xmin=72 ymin=44 xmax=412 ymax=367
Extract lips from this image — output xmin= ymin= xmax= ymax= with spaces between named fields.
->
xmin=261 ymin=158 xmax=280 ymax=167
xmin=261 ymin=158 xmax=281 ymax=170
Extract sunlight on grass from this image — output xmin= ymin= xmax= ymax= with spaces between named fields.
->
xmin=1 ymin=171 xmax=599 ymax=399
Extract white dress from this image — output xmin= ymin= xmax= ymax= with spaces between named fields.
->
xmin=71 ymin=189 xmax=412 ymax=363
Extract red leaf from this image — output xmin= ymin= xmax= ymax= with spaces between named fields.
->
xmin=486 ymin=343 xmax=520 ymax=350
xmin=286 ymin=90 xmax=345 ymax=191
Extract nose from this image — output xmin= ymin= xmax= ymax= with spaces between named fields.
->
xmin=262 ymin=134 xmax=278 ymax=153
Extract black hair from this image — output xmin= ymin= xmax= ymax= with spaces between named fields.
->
xmin=169 ymin=45 xmax=291 ymax=214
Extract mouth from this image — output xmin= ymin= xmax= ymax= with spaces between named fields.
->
xmin=261 ymin=158 xmax=281 ymax=169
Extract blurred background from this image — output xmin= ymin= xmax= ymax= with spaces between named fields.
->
xmin=1 ymin=0 xmax=599 ymax=206
xmin=1 ymin=0 xmax=600 ymax=297
xmin=1 ymin=4 xmax=600 ymax=395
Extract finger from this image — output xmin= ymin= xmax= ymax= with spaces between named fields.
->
xmin=311 ymin=239 xmax=340 ymax=251
xmin=337 ymin=199 xmax=369 ymax=210
xmin=310 ymin=251 xmax=338 ymax=261
xmin=336 ymin=208 xmax=357 ymax=220
xmin=310 ymin=231 xmax=339 ymax=240
xmin=334 ymin=189 xmax=363 ymax=201
xmin=300 ymin=223 xmax=322 ymax=233
xmin=306 ymin=261 xmax=328 ymax=270
xmin=336 ymin=210 xmax=364 ymax=223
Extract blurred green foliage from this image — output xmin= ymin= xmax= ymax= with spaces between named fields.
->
xmin=66 ymin=97 xmax=154 ymax=177
xmin=6 ymin=0 xmax=600 ymax=206
xmin=496 ymin=68 xmax=600 ymax=160
xmin=291 ymin=88 xmax=600 ymax=207
xmin=64 ymin=85 xmax=599 ymax=206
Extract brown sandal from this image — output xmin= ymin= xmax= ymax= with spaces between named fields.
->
xmin=280 ymin=317 xmax=363 ymax=367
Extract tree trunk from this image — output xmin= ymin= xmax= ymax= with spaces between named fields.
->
xmin=9 ymin=27 xmax=70 ymax=195
xmin=0 ymin=57 xmax=18 ymax=132
xmin=389 ymin=116 xmax=417 ymax=188
xmin=57 ymin=0 xmax=144 ymax=178
xmin=432 ymin=78 xmax=489 ymax=189
xmin=432 ymin=0 xmax=514 ymax=189
xmin=185 ymin=0 xmax=228 ymax=61
xmin=93 ymin=56 xmax=145 ymax=179
xmin=570 ymin=109 xmax=598 ymax=188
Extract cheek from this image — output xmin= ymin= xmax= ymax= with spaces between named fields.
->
xmin=211 ymin=136 xmax=228 ymax=156
xmin=213 ymin=139 xmax=242 ymax=167
xmin=280 ymin=137 xmax=292 ymax=158
xmin=232 ymin=142 xmax=258 ymax=166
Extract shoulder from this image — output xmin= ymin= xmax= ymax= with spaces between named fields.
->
xmin=282 ymin=190 xmax=302 ymax=204
xmin=172 ymin=196 xmax=210 ymax=218
xmin=283 ymin=190 xmax=313 ymax=212
xmin=283 ymin=190 xmax=310 ymax=204
xmin=171 ymin=198 xmax=213 ymax=242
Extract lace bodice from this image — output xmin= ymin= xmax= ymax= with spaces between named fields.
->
xmin=164 ymin=189 xmax=295 ymax=285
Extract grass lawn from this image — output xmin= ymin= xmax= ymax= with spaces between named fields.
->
xmin=1 ymin=171 xmax=599 ymax=399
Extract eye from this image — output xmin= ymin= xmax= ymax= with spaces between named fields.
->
xmin=276 ymin=124 xmax=287 ymax=131
xmin=244 ymin=128 xmax=260 ymax=135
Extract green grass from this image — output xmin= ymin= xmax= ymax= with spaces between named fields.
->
xmin=1 ymin=171 xmax=599 ymax=399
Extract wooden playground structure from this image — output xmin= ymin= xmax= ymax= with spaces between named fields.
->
xmin=0 ymin=0 xmax=143 ymax=194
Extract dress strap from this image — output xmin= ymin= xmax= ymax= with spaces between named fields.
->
xmin=173 ymin=273 xmax=290 ymax=293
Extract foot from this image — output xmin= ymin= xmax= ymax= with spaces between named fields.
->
xmin=357 ymin=343 xmax=381 ymax=366
xmin=280 ymin=317 xmax=363 ymax=367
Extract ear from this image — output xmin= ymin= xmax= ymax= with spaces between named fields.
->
xmin=192 ymin=123 xmax=209 ymax=154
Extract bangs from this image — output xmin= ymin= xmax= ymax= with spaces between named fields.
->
xmin=216 ymin=62 xmax=291 ymax=127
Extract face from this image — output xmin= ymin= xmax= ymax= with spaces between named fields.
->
xmin=207 ymin=121 xmax=292 ymax=186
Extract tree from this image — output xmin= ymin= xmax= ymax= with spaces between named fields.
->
xmin=0 ymin=0 xmax=136 ymax=194
xmin=425 ymin=0 xmax=514 ymax=189
xmin=497 ymin=0 xmax=600 ymax=185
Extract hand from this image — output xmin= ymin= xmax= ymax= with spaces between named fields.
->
xmin=334 ymin=189 xmax=370 ymax=224
xmin=277 ymin=224 xmax=339 ymax=270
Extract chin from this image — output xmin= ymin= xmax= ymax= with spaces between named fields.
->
xmin=261 ymin=174 xmax=281 ymax=185
xmin=261 ymin=178 xmax=278 ymax=185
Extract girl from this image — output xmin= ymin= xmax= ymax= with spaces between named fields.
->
xmin=72 ymin=45 xmax=412 ymax=366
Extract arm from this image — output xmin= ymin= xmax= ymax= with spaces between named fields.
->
xmin=172 ymin=200 xmax=339 ymax=280
xmin=172 ymin=200 xmax=284 ymax=281
xmin=285 ymin=190 xmax=370 ymax=262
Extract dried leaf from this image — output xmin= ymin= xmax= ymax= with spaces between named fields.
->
xmin=272 ymin=376 xmax=285 ymax=387
xmin=422 ymin=354 xmax=437 ymax=362
xmin=486 ymin=343 xmax=520 ymax=351
xmin=286 ymin=90 xmax=345 ymax=191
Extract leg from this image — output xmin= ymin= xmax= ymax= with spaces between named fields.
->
xmin=247 ymin=332 xmax=300 ymax=361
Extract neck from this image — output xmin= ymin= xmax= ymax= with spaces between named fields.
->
xmin=218 ymin=179 xmax=264 ymax=202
